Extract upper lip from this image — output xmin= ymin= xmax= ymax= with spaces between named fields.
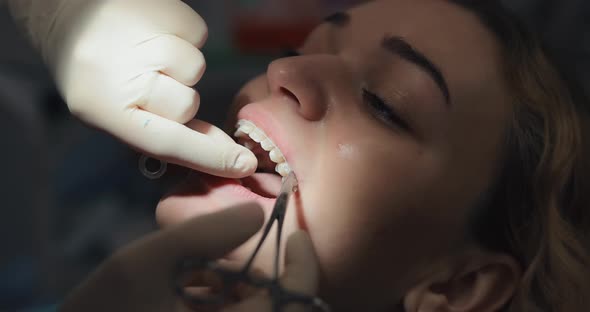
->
xmin=235 ymin=103 xmax=297 ymax=178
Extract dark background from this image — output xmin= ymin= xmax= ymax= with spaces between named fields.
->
xmin=0 ymin=0 xmax=587 ymax=310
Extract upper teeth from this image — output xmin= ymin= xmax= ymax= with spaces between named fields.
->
xmin=234 ymin=119 xmax=292 ymax=177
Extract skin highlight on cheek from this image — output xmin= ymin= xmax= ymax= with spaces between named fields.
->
xmin=337 ymin=142 xmax=358 ymax=160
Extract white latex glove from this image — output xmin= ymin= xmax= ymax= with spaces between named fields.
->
xmin=7 ymin=0 xmax=257 ymax=178
xmin=59 ymin=203 xmax=321 ymax=312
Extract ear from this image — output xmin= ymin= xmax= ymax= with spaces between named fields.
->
xmin=403 ymin=253 xmax=521 ymax=312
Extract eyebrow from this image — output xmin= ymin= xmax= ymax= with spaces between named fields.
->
xmin=322 ymin=12 xmax=451 ymax=106
xmin=382 ymin=36 xmax=451 ymax=105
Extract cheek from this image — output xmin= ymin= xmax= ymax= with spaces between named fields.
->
xmin=299 ymin=129 xmax=438 ymax=284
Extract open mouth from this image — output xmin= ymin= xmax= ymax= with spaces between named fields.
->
xmin=157 ymin=118 xmax=296 ymax=227
xmin=170 ymin=118 xmax=292 ymax=210
xmin=231 ymin=119 xmax=293 ymax=200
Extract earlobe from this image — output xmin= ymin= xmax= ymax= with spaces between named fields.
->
xmin=403 ymin=253 xmax=521 ymax=312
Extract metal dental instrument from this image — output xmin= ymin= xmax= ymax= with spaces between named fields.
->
xmin=138 ymin=154 xmax=167 ymax=179
xmin=174 ymin=172 xmax=331 ymax=312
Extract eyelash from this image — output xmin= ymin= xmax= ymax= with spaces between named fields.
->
xmin=280 ymin=50 xmax=410 ymax=132
xmin=362 ymin=89 xmax=411 ymax=131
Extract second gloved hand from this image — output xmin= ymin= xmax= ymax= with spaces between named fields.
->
xmin=59 ymin=204 xmax=321 ymax=312
xmin=28 ymin=0 xmax=257 ymax=177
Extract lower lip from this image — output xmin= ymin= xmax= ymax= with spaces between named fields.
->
xmin=200 ymin=173 xmax=279 ymax=205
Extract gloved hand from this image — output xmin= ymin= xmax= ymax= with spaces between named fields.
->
xmin=7 ymin=0 xmax=257 ymax=178
xmin=59 ymin=203 xmax=320 ymax=312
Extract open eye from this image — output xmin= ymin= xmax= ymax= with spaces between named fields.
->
xmin=362 ymin=89 xmax=411 ymax=131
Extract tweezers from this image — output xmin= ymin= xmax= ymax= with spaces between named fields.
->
xmin=174 ymin=171 xmax=331 ymax=311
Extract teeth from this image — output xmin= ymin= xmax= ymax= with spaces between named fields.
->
xmin=234 ymin=128 xmax=246 ymax=138
xmin=275 ymin=162 xmax=291 ymax=177
xmin=249 ymin=128 xmax=265 ymax=143
xmin=260 ymin=139 xmax=274 ymax=151
xmin=234 ymin=119 xmax=292 ymax=177
xmin=269 ymin=148 xmax=285 ymax=163
xmin=236 ymin=120 xmax=255 ymax=134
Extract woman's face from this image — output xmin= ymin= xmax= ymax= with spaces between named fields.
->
xmin=158 ymin=0 xmax=512 ymax=309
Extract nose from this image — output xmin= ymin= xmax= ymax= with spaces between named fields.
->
xmin=266 ymin=54 xmax=351 ymax=121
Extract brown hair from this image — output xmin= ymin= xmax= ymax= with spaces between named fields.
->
xmin=453 ymin=1 xmax=590 ymax=311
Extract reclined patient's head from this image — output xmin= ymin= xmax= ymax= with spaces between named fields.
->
xmin=157 ymin=0 xmax=590 ymax=311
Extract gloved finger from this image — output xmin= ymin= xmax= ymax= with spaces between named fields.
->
xmin=156 ymin=0 xmax=209 ymax=48
xmin=154 ymin=203 xmax=265 ymax=266
xmin=87 ymin=204 xmax=263 ymax=312
xmin=181 ymin=259 xmax=266 ymax=308
xmin=138 ymin=34 xmax=205 ymax=86
xmin=185 ymin=119 xmax=237 ymax=145
xmin=124 ymin=108 xmax=258 ymax=177
xmin=281 ymin=231 xmax=320 ymax=296
xmin=139 ymin=73 xmax=199 ymax=124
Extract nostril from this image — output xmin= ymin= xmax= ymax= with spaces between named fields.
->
xmin=279 ymin=87 xmax=299 ymax=104
xmin=279 ymin=86 xmax=325 ymax=121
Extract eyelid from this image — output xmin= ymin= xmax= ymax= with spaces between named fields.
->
xmin=362 ymin=88 xmax=412 ymax=132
